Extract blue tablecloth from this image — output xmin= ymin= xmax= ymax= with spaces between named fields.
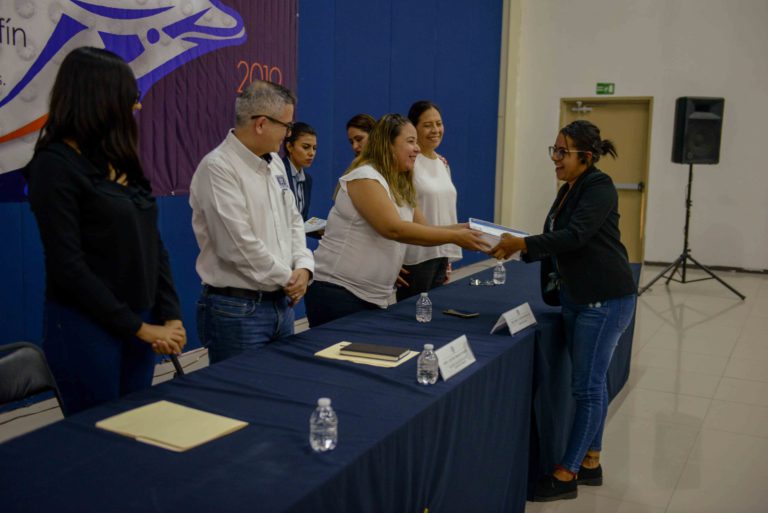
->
xmin=0 ymin=261 xmax=638 ymax=512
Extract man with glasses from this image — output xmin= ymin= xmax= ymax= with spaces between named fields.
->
xmin=189 ymin=80 xmax=314 ymax=364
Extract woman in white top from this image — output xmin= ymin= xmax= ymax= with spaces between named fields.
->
xmin=305 ymin=114 xmax=489 ymax=327
xmin=397 ymin=101 xmax=461 ymax=301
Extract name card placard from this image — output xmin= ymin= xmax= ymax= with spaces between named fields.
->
xmin=435 ymin=335 xmax=476 ymax=382
xmin=491 ymin=302 xmax=537 ymax=336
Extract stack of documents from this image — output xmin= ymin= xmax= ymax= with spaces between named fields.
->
xmin=469 ymin=218 xmax=528 ymax=259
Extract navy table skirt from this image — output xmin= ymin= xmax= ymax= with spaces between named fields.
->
xmin=0 ymin=261 xmax=638 ymax=512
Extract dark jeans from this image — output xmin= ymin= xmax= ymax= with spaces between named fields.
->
xmin=559 ymin=291 xmax=637 ymax=473
xmin=42 ymin=300 xmax=156 ymax=416
xmin=305 ymin=281 xmax=380 ymax=327
xmin=196 ymin=289 xmax=294 ymax=364
xmin=396 ymin=257 xmax=449 ymax=302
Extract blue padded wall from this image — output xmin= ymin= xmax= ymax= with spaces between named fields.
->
xmin=297 ymin=0 xmax=503 ymax=268
xmin=0 ymin=0 xmax=502 ymax=349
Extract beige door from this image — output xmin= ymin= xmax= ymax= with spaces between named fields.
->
xmin=560 ymin=98 xmax=653 ymax=263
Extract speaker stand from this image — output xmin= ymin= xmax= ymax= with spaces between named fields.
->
xmin=638 ymin=164 xmax=745 ymax=300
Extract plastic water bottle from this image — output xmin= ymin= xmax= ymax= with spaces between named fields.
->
xmin=417 ymin=343 xmax=439 ymax=385
xmin=309 ymin=398 xmax=338 ymax=452
xmin=415 ymin=292 xmax=432 ymax=322
xmin=493 ymin=260 xmax=506 ymax=285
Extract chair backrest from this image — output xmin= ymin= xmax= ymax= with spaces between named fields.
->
xmin=0 ymin=342 xmax=62 ymax=409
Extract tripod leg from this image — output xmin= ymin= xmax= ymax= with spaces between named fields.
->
xmin=638 ymin=255 xmax=684 ymax=296
xmin=685 ymin=254 xmax=746 ymax=300
xmin=665 ymin=256 xmax=684 ymax=286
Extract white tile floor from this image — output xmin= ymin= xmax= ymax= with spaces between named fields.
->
xmin=527 ymin=265 xmax=768 ymax=513
xmin=3 ymin=263 xmax=767 ymax=513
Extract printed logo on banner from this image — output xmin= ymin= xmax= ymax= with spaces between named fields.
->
xmin=0 ymin=0 xmax=246 ymax=177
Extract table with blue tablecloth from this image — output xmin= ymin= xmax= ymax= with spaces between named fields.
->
xmin=0 ymin=261 xmax=638 ymax=513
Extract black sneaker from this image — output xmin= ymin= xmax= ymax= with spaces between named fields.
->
xmin=577 ymin=464 xmax=603 ymax=486
xmin=532 ymin=475 xmax=578 ymax=502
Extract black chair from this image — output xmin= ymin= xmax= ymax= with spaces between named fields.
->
xmin=0 ymin=342 xmax=62 ymax=411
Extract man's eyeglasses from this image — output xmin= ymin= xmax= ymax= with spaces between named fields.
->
xmin=251 ymin=114 xmax=294 ymax=134
xmin=548 ymin=146 xmax=586 ymax=160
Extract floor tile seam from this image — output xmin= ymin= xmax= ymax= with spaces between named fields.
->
xmin=697 ymin=425 xmax=768 ymax=443
xmin=608 ymin=407 xmax=707 ymax=442
xmin=601 ymin=441 xmax=701 ymax=467
xmin=721 ymin=369 xmax=768 ymax=384
xmin=716 ymin=374 xmax=768 ymax=387
xmin=584 ymin=481 xmax=677 ymax=511
xmin=629 ymin=362 xmax=726 ymax=399
xmin=620 ymin=385 xmax=715 ymax=433
xmin=706 ymin=396 xmax=768 ymax=413
xmin=726 ymin=353 xmax=768 ymax=365
xmin=630 ymin=362 xmax=730 ymax=377
xmin=628 ymin=359 xmax=727 ymax=378
xmin=576 ymin=488 xmax=667 ymax=512
xmin=661 ymin=418 xmax=708 ymax=513
xmin=628 ymin=382 xmax=721 ymax=401
xmin=610 ymin=410 xmax=708 ymax=430
xmin=701 ymin=407 xmax=768 ymax=439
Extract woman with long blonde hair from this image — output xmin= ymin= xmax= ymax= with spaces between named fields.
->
xmin=305 ymin=114 xmax=488 ymax=327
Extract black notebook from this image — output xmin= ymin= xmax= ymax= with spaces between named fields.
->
xmin=339 ymin=342 xmax=410 ymax=362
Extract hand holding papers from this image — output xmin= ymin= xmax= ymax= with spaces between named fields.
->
xmin=469 ymin=218 xmax=527 ymax=260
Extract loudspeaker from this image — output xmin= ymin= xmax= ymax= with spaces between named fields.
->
xmin=671 ymin=97 xmax=724 ymax=164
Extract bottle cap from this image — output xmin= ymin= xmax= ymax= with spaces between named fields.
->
xmin=424 ymin=343 xmax=434 ymax=350
xmin=420 ymin=292 xmax=428 ymax=297
xmin=318 ymin=397 xmax=331 ymax=407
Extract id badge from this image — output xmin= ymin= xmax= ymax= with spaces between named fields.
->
xmin=275 ymin=174 xmax=289 ymax=190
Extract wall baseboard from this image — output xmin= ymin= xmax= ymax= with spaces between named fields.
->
xmin=643 ymin=261 xmax=767 ymax=275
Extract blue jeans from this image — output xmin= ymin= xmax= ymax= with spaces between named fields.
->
xmin=196 ymin=290 xmax=294 ymax=364
xmin=559 ymin=292 xmax=637 ymax=473
xmin=43 ymin=300 xmax=156 ymax=416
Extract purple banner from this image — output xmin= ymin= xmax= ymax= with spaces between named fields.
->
xmin=137 ymin=1 xmax=297 ymax=195
xmin=0 ymin=0 xmax=297 ymax=200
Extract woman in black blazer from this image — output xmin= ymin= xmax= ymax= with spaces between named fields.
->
xmin=491 ymin=120 xmax=636 ymax=502
xmin=25 ymin=47 xmax=186 ymax=415
xmin=282 ymin=122 xmax=317 ymax=221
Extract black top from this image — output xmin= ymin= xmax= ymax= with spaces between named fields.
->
xmin=25 ymin=142 xmax=181 ymax=338
xmin=523 ymin=166 xmax=636 ymax=305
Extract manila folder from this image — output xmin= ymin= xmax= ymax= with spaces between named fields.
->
xmin=96 ymin=400 xmax=248 ymax=452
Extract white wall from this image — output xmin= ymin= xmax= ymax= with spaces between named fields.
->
xmin=500 ymin=0 xmax=768 ymax=270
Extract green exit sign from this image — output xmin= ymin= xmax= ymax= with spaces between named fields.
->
xmin=596 ymin=83 xmax=615 ymax=95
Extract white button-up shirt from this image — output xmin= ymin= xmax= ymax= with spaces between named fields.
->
xmin=190 ymin=131 xmax=314 ymax=292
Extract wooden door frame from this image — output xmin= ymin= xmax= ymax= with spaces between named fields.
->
xmin=559 ymin=96 xmax=654 ymax=262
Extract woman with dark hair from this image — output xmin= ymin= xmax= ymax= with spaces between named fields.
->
xmin=396 ymin=100 xmax=461 ymax=301
xmin=346 ymin=113 xmax=376 ymax=157
xmin=24 ymin=47 xmax=186 ymax=416
xmin=305 ymin=114 xmax=489 ymax=327
xmin=491 ymin=120 xmax=636 ymax=502
xmin=282 ymin=122 xmax=317 ymax=220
